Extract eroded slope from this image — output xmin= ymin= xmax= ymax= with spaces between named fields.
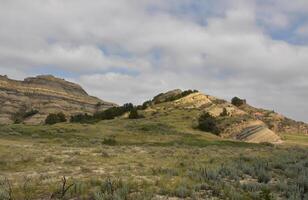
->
xmin=144 ymin=91 xmax=281 ymax=143
xmin=0 ymin=75 xmax=116 ymax=124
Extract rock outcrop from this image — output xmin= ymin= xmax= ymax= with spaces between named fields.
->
xmin=152 ymin=89 xmax=183 ymax=104
xmin=0 ymin=75 xmax=117 ymax=124
xmin=172 ymin=92 xmax=282 ymax=143
xmin=237 ymin=104 xmax=308 ymax=135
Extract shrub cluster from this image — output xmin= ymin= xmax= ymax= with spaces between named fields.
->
xmin=136 ymin=100 xmax=152 ymax=110
xmin=92 ymin=178 xmax=135 ymax=200
xmin=13 ymin=109 xmax=39 ymax=124
xmin=101 ymin=138 xmax=117 ymax=146
xmin=231 ymin=97 xmax=246 ymax=107
xmin=198 ymin=113 xmax=220 ymax=135
xmin=94 ymin=103 xmax=134 ymax=120
xmin=70 ymin=103 xmax=135 ymax=123
xmin=151 ymin=89 xmax=199 ymax=105
xmin=45 ymin=112 xmax=66 ymax=125
xmin=23 ymin=109 xmax=39 ymax=118
xmin=130 ymin=89 xmax=199 ymax=110
xmin=70 ymin=113 xmax=94 ymax=123
xmin=128 ymin=109 xmax=144 ymax=119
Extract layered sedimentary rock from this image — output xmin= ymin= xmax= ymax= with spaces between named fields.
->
xmin=0 ymin=75 xmax=116 ymax=124
xmin=238 ymin=104 xmax=308 ymax=135
xmin=171 ymin=91 xmax=282 ymax=143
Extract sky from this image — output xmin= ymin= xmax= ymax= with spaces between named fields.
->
xmin=1 ymin=0 xmax=308 ymax=122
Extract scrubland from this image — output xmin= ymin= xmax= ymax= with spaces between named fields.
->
xmin=0 ymin=106 xmax=307 ymax=199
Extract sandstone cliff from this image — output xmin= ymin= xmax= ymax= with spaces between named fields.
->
xmin=0 ymin=75 xmax=117 ymax=124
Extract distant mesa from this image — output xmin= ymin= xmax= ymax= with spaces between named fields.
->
xmin=0 ymin=74 xmax=117 ymax=124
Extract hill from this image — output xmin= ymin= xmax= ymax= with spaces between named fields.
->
xmin=146 ymin=89 xmax=308 ymax=142
xmin=239 ymin=103 xmax=308 ymax=135
xmin=0 ymin=88 xmax=307 ymax=199
xmin=142 ymin=90 xmax=281 ymax=143
xmin=0 ymin=75 xmax=116 ymax=124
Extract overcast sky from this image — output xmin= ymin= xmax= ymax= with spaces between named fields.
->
xmin=1 ymin=0 xmax=308 ymax=122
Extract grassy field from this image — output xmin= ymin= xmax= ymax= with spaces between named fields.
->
xmin=0 ymin=104 xmax=307 ymax=199
xmin=281 ymin=133 xmax=308 ymax=146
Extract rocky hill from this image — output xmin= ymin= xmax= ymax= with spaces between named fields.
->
xmin=143 ymin=89 xmax=307 ymax=143
xmin=238 ymin=104 xmax=308 ymax=135
xmin=142 ymin=90 xmax=281 ymax=143
xmin=0 ymin=75 xmax=116 ymax=124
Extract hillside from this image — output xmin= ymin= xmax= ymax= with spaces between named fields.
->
xmin=0 ymin=74 xmax=306 ymax=143
xmin=0 ymin=75 xmax=116 ymax=125
xmin=147 ymin=89 xmax=308 ymax=142
xmin=143 ymin=90 xmax=281 ymax=144
xmin=239 ymin=103 xmax=308 ymax=135
xmin=0 ymin=88 xmax=307 ymax=199
xmin=0 ymin=104 xmax=307 ymax=199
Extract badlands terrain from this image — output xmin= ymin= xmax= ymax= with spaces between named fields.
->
xmin=0 ymin=75 xmax=307 ymax=199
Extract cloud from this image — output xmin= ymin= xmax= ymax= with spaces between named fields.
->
xmin=0 ymin=0 xmax=308 ymax=122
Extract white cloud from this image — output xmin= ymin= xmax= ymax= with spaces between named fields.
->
xmin=0 ymin=0 xmax=308 ymax=122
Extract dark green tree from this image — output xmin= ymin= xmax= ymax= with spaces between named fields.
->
xmin=57 ymin=112 xmax=66 ymax=122
xmin=140 ymin=100 xmax=152 ymax=110
xmin=198 ymin=113 xmax=220 ymax=135
xmin=231 ymin=97 xmax=246 ymax=107
xmin=45 ymin=112 xmax=66 ymax=125
xmin=70 ymin=113 xmax=94 ymax=123
xmin=128 ymin=109 xmax=143 ymax=119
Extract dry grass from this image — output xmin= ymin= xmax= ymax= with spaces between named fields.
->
xmin=0 ymin=104 xmax=307 ymax=199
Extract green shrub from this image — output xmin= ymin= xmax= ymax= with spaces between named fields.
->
xmin=43 ymin=156 xmax=57 ymax=163
xmin=241 ymin=182 xmax=262 ymax=192
xmin=138 ymin=100 xmax=152 ymax=110
xmin=257 ymin=170 xmax=271 ymax=183
xmin=259 ymin=188 xmax=274 ymax=200
xmin=0 ymin=178 xmax=11 ymax=200
xmin=70 ymin=113 xmax=95 ymax=123
xmin=102 ymin=138 xmax=117 ymax=146
xmin=174 ymin=185 xmax=192 ymax=198
xmin=231 ymin=97 xmax=246 ymax=106
xmin=12 ymin=108 xmax=39 ymax=124
xmin=163 ymin=89 xmax=198 ymax=102
xmin=152 ymin=89 xmax=198 ymax=104
xmin=151 ymin=167 xmax=178 ymax=176
xmin=198 ymin=113 xmax=220 ymax=135
xmin=93 ymin=178 xmax=130 ymax=200
xmin=45 ymin=112 xmax=67 ymax=125
xmin=23 ymin=109 xmax=39 ymax=118
xmin=71 ymin=103 xmax=135 ymax=123
xmin=94 ymin=103 xmax=134 ymax=120
xmin=95 ymin=102 xmax=102 ymax=108
xmin=128 ymin=109 xmax=144 ymax=119
xmin=260 ymin=142 xmax=275 ymax=147
xmin=194 ymin=167 xmax=219 ymax=182
xmin=182 ymin=89 xmax=198 ymax=96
